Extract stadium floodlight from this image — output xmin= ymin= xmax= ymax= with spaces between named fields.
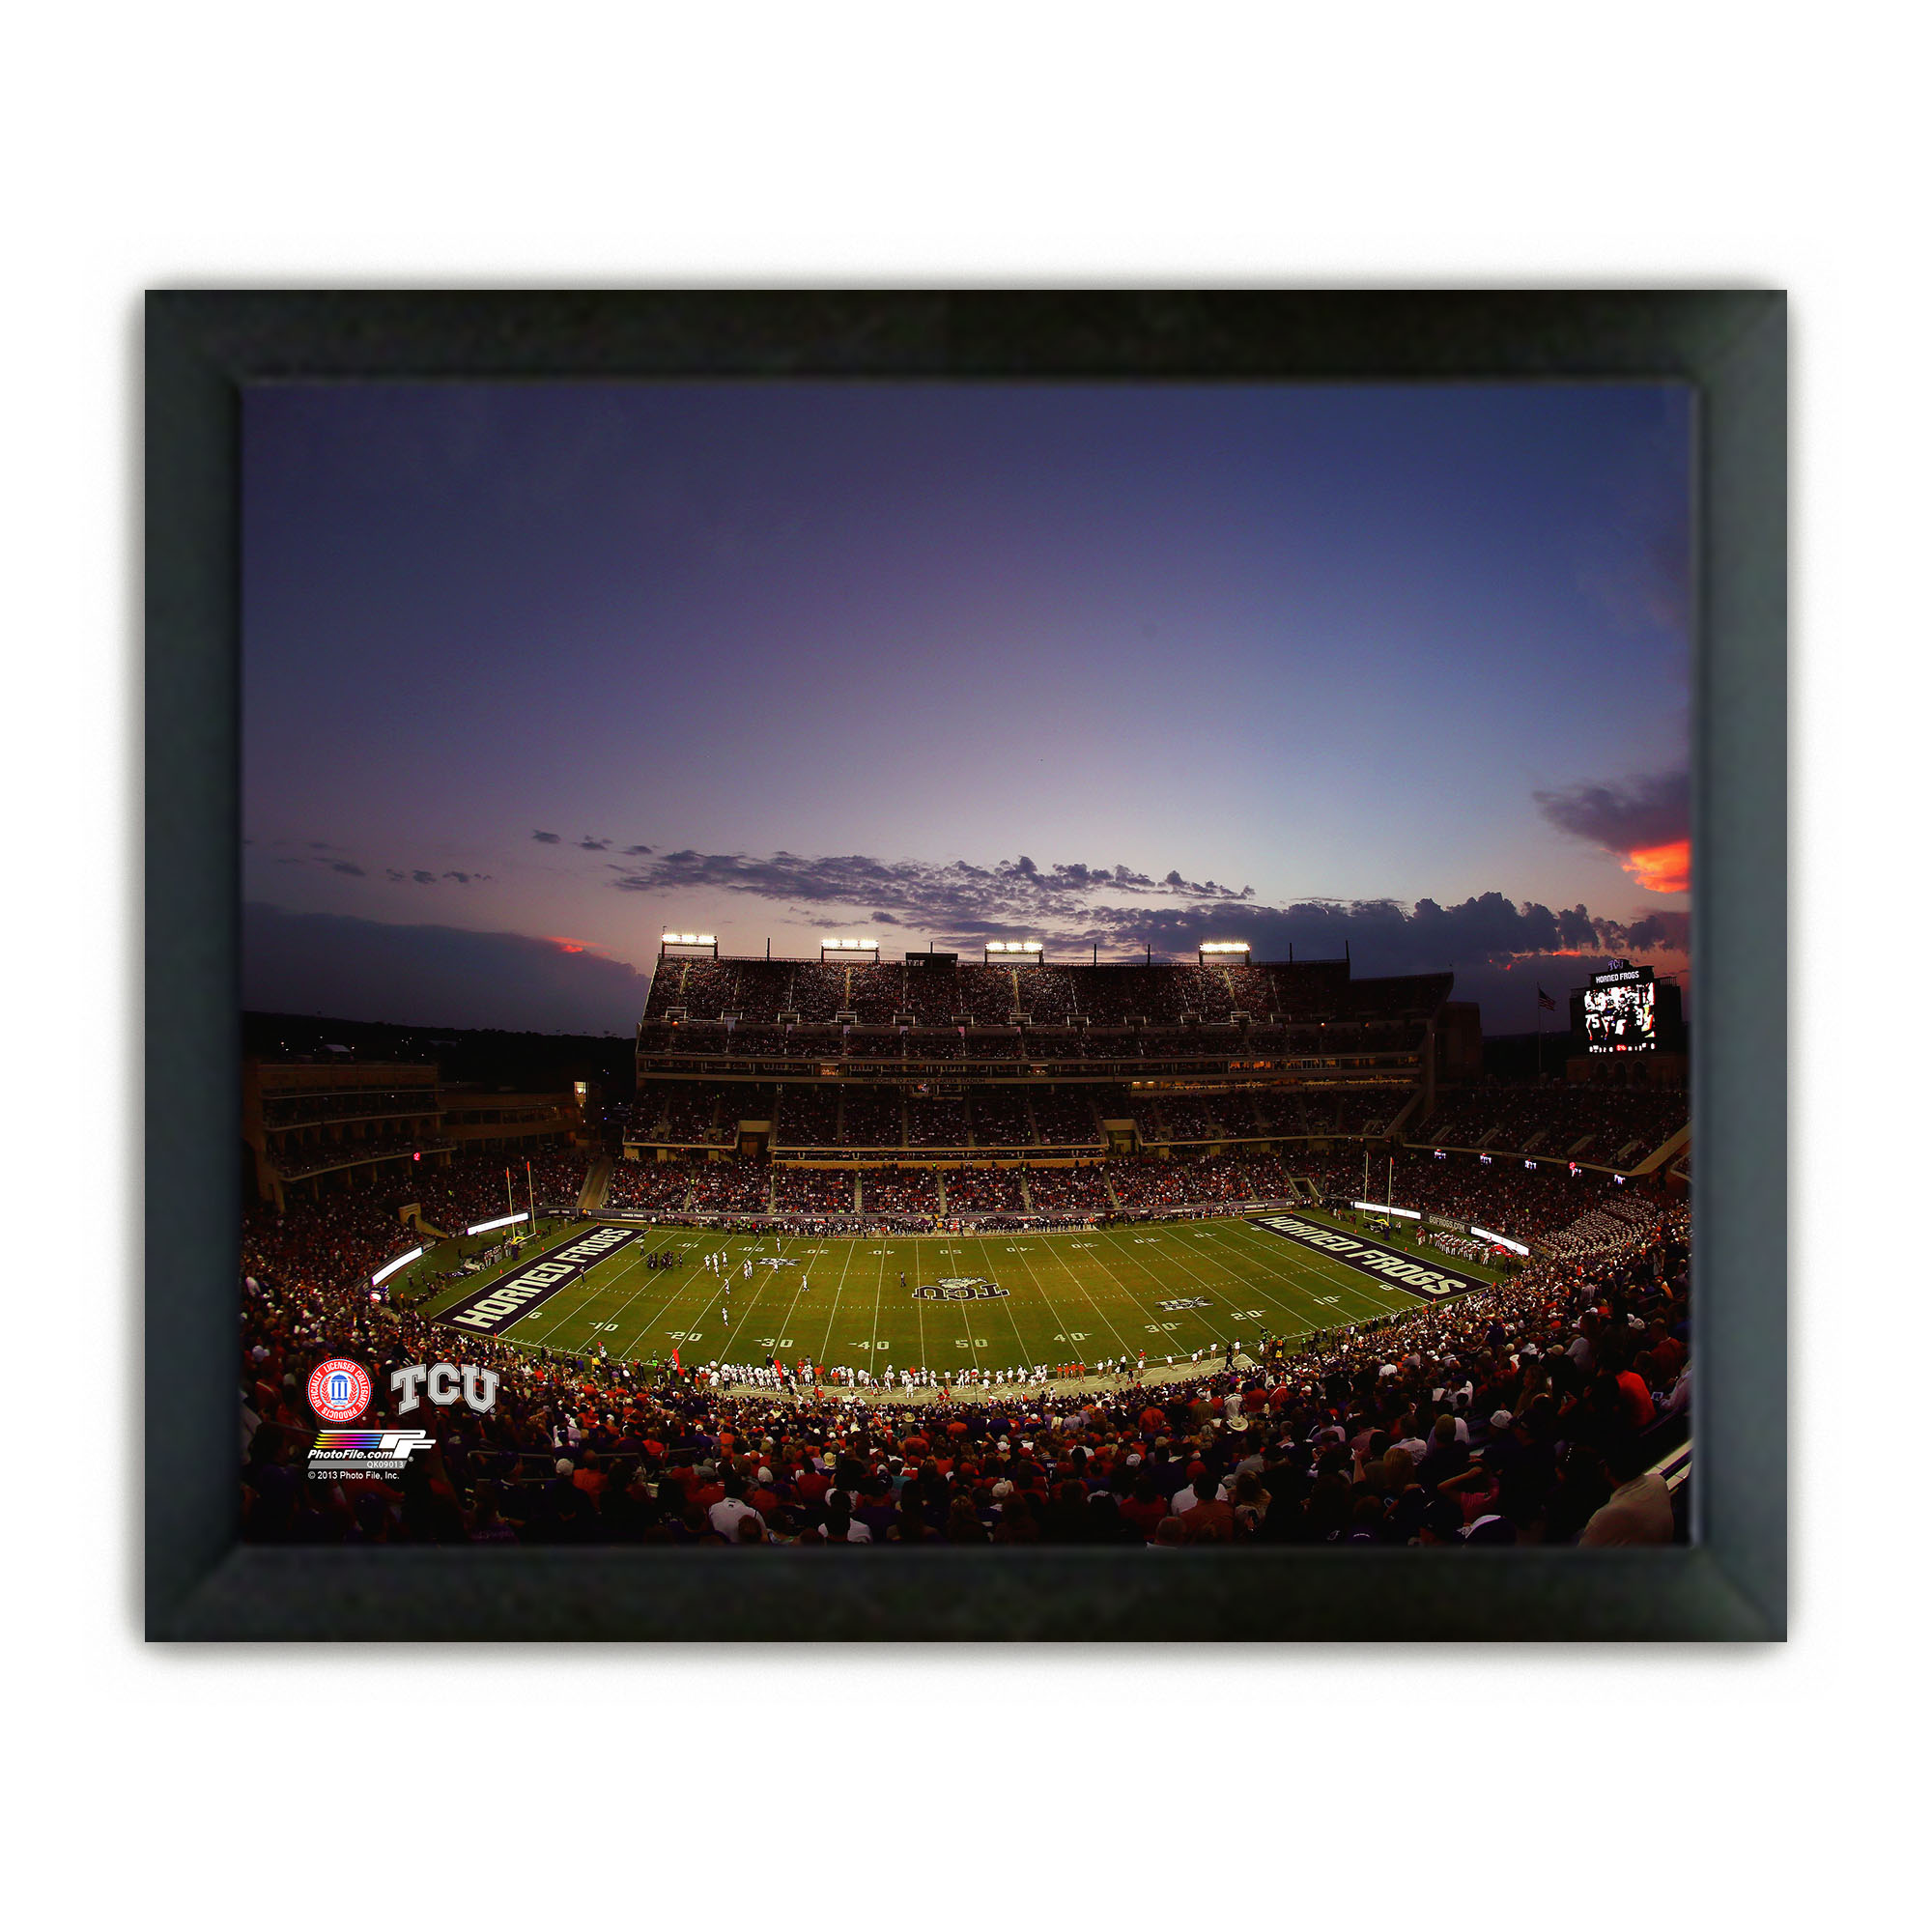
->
xmin=1470 ymin=1226 xmax=1530 ymax=1256
xmin=697 ymin=934 xmax=715 ymax=945
xmin=1352 ymin=1200 xmax=1420 ymax=1219
xmin=466 ymin=1210 xmax=531 ymax=1236
xmin=1199 ymin=941 xmax=1251 ymax=954
xmin=371 ymin=1244 xmax=425 ymax=1288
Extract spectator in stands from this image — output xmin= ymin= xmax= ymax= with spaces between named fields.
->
xmin=1577 ymin=1437 xmax=1675 ymax=1546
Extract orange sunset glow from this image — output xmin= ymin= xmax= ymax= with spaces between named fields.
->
xmin=1621 ymin=839 xmax=1690 ymax=895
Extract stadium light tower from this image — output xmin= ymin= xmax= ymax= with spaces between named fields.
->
xmin=983 ymin=940 xmax=1044 ymax=962
xmin=1198 ymin=941 xmax=1251 ymax=964
xmin=819 ymin=936 xmax=879 ymax=960
xmin=659 ymin=931 xmax=719 ymax=959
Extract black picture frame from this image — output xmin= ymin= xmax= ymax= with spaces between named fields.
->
xmin=147 ymin=290 xmax=1784 ymax=1641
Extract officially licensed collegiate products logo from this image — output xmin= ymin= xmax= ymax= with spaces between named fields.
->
xmin=307 ymin=1357 xmax=373 ymax=1422
xmin=307 ymin=1430 xmax=435 ymax=1479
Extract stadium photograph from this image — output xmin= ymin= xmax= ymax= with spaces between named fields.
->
xmin=235 ymin=371 xmax=1694 ymax=1562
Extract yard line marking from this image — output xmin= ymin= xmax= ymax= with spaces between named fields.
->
xmin=1255 ymin=1204 xmax=1503 ymax=1291
xmin=917 ymin=1232 xmax=980 ymax=1376
xmin=500 ymin=1207 xmax=1470 ymax=1384
xmin=606 ymin=1232 xmax=731 ymax=1359
xmin=1197 ymin=1218 xmax=1409 ymax=1330
xmin=864 ymin=1227 xmax=882 ymax=1376
xmin=695 ymin=1233 xmax=808 ymax=1389
xmin=1091 ymin=1224 xmax=1241 ymax=1348
xmin=576 ymin=1231 xmax=700 ymax=1355
xmin=1077 ymin=1226 xmax=1230 ymax=1358
xmin=607 ymin=1240 xmax=709 ymax=1360
xmin=1222 ymin=1216 xmax=1415 ymax=1319
xmin=1221 ymin=1216 xmax=1424 ymax=1325
xmin=519 ymin=1226 xmax=664 ymax=1349
xmin=986 ymin=1231 xmax=1038 ymax=1370
xmin=1089 ymin=1219 xmax=1343 ymax=1358
xmin=696 ymin=1236 xmax=784 ymax=1365
xmin=1106 ymin=1216 xmax=1404 ymax=1339
xmin=910 ymin=1239 xmax=925 ymax=1376
xmin=814 ymin=1229 xmax=857 ymax=1364
xmin=973 ymin=1228 xmax=1067 ymax=1368
xmin=1005 ymin=1232 xmax=1136 ymax=1361
xmin=415 ymin=1217 xmax=600 ymax=1323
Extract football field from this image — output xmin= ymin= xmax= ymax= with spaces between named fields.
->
xmin=410 ymin=1210 xmax=1502 ymax=1378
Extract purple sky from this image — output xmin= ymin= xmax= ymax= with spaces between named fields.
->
xmin=242 ymin=380 xmax=1691 ymax=1034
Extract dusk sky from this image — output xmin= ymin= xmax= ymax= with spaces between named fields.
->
xmin=242 ymin=380 xmax=1691 ymax=1035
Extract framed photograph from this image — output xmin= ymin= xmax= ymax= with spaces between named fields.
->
xmin=147 ymin=290 xmax=1784 ymax=1640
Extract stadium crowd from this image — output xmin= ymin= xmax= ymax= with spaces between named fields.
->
xmin=943 ymin=1166 xmax=1028 ymax=1214
xmin=241 ymin=1172 xmax=1689 ymax=1548
xmin=860 ymin=1169 xmax=941 ymax=1216
xmin=404 ymin=1148 xmax=587 ymax=1233
xmin=771 ymin=1167 xmax=857 ymax=1215
xmin=1424 ymin=1084 xmax=1687 ymax=1161
xmin=1308 ymin=1149 xmax=1645 ymax=1244
xmin=602 ymin=1159 xmax=696 ymax=1214
xmin=1016 ymin=1165 xmax=1114 ymax=1217
xmin=273 ymin=1134 xmax=456 ymax=1181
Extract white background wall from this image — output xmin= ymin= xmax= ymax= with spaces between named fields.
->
xmin=0 ymin=5 xmax=1915 ymax=1927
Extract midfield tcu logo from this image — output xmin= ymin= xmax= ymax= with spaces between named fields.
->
xmin=912 ymin=1277 xmax=1009 ymax=1302
xmin=390 ymin=1362 xmax=500 ymax=1414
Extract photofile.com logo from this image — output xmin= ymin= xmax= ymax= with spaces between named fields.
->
xmin=305 ymin=1429 xmax=436 ymax=1479
xmin=310 ymin=1431 xmax=436 ymax=1458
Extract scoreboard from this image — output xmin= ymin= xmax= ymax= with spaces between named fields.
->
xmin=1582 ymin=963 xmax=1658 ymax=1054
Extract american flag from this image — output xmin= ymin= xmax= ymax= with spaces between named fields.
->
xmin=1537 ymin=986 xmax=1557 ymax=1012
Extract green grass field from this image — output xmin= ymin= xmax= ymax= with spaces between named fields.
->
xmin=404 ymin=1208 xmax=1503 ymax=1377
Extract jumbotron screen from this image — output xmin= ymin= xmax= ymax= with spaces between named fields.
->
xmin=1583 ymin=964 xmax=1658 ymax=1054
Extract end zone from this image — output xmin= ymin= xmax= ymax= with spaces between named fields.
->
xmin=439 ymin=1225 xmax=639 ymax=1334
xmin=1249 ymin=1212 xmax=1486 ymax=1300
